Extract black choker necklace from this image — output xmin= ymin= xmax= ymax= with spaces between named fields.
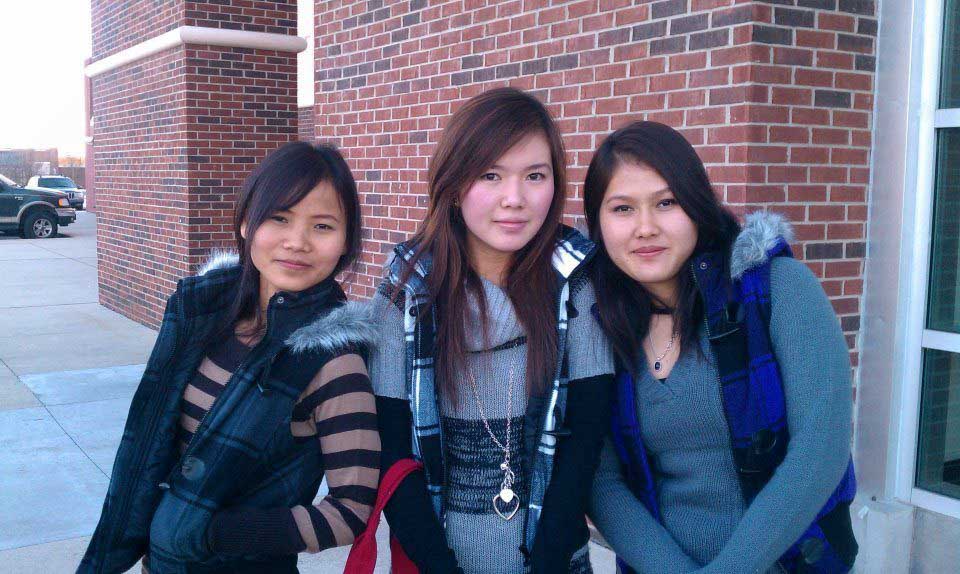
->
xmin=651 ymin=306 xmax=674 ymax=315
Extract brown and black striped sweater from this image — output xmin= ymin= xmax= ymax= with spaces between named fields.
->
xmin=178 ymin=333 xmax=381 ymax=555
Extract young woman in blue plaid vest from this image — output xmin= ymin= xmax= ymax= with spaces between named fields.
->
xmin=80 ymin=142 xmax=381 ymax=574
xmin=584 ymin=122 xmax=857 ymax=573
xmin=368 ymin=87 xmax=616 ymax=573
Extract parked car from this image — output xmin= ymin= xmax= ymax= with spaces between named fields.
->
xmin=0 ymin=173 xmax=76 ymax=238
xmin=25 ymin=175 xmax=85 ymax=210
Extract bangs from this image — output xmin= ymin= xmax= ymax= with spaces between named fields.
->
xmin=465 ymin=117 xmax=553 ymax=181
xmin=265 ymin=171 xmax=323 ymax=215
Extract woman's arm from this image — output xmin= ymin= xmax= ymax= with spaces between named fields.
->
xmin=367 ymin=289 xmax=461 ymax=573
xmin=530 ymin=373 xmax=613 ymax=573
xmin=206 ymin=352 xmax=381 ymax=556
xmin=529 ymin=282 xmax=616 ymax=572
xmin=699 ymin=257 xmax=852 ymax=573
xmin=589 ymin=438 xmax=700 ymax=573
xmin=378 ymin=395 xmax=461 ymax=573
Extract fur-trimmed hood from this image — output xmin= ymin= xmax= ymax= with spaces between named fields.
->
xmin=195 ymin=250 xmax=376 ymax=355
xmin=285 ymin=300 xmax=377 ymax=354
xmin=729 ymin=211 xmax=794 ymax=280
xmin=199 ymin=250 xmax=240 ymax=276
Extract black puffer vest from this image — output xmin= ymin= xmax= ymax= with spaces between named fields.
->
xmin=79 ymin=256 xmax=375 ymax=574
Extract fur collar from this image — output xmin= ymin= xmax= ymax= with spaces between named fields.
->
xmin=285 ymin=300 xmax=377 ymax=354
xmin=729 ymin=211 xmax=794 ymax=280
xmin=199 ymin=250 xmax=240 ymax=275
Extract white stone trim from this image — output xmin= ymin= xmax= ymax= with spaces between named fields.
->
xmin=934 ymin=108 xmax=960 ymax=128
xmin=85 ymin=26 xmax=307 ymax=78
xmin=912 ymin=489 xmax=960 ymax=521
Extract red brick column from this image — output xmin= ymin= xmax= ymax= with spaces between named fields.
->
xmin=314 ymin=0 xmax=876 ymax=374
xmin=89 ymin=1 xmax=301 ymax=328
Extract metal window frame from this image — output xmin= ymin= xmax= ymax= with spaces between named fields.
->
xmin=895 ymin=0 xmax=960 ymax=520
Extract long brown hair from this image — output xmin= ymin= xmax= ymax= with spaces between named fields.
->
xmin=398 ymin=87 xmax=567 ymax=402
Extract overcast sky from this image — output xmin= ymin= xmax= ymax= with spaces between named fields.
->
xmin=0 ymin=1 xmax=314 ymax=159
xmin=0 ymin=1 xmax=92 ymax=158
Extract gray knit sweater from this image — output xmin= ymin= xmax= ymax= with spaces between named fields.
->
xmin=589 ymin=256 xmax=852 ymax=574
xmin=371 ymin=278 xmax=613 ymax=574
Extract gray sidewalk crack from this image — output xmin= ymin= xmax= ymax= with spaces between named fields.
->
xmin=43 ymin=404 xmax=111 ymax=479
xmin=0 ymin=300 xmax=100 ymax=310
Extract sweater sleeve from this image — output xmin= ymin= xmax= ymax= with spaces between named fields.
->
xmin=291 ymin=353 xmax=381 ymax=552
xmin=698 ymin=257 xmax=852 ymax=574
xmin=206 ymin=352 xmax=381 ymax=557
xmin=589 ymin=438 xmax=700 ymax=573
xmin=368 ymin=287 xmax=461 ymax=573
xmin=368 ymin=289 xmax=408 ymax=399
xmin=530 ymin=282 xmax=616 ymax=572
xmin=530 ymin=374 xmax=613 ymax=573
xmin=378 ymin=396 xmax=461 ymax=574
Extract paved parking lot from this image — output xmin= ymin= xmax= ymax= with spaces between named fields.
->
xmin=0 ymin=212 xmax=615 ymax=573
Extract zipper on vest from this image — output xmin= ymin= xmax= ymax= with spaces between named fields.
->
xmin=690 ymin=261 xmax=746 ymax=476
xmin=690 ymin=266 xmax=726 ymax=414
xmin=690 ymin=261 xmax=713 ymax=340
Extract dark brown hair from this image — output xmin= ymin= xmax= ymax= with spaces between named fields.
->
xmin=583 ymin=122 xmax=740 ymax=374
xmin=398 ymin=87 xmax=567 ymax=402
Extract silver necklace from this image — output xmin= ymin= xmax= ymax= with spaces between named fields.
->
xmin=650 ymin=330 xmax=677 ymax=372
xmin=466 ymin=362 xmax=519 ymax=521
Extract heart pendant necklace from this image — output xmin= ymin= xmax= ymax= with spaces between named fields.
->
xmin=493 ymin=462 xmax=519 ymax=521
xmin=467 ymin=362 xmax=520 ymax=521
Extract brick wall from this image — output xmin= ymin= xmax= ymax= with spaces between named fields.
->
xmin=92 ymin=47 xmax=192 ymax=325
xmin=299 ymin=106 xmax=316 ymax=140
xmin=91 ymin=1 xmax=299 ymax=328
xmin=92 ymin=0 xmax=298 ymax=60
xmin=184 ymin=1 xmax=299 ymax=33
xmin=313 ymin=0 xmax=876 ymax=374
xmin=91 ymin=0 xmax=183 ymax=60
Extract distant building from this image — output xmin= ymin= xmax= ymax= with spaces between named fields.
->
xmin=0 ymin=148 xmax=59 ymax=185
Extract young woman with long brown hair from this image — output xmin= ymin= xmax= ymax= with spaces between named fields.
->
xmin=368 ymin=87 xmax=614 ymax=573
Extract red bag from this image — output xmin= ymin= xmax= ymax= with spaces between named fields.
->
xmin=344 ymin=459 xmax=423 ymax=574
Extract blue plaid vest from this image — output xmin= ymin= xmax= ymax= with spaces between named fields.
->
xmin=610 ymin=237 xmax=858 ymax=574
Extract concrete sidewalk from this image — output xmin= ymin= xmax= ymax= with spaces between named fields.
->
xmin=0 ymin=213 xmax=154 ymax=572
xmin=0 ymin=213 xmax=616 ymax=573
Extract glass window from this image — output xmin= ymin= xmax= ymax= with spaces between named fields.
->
xmin=926 ymin=129 xmax=960 ymax=333
xmin=917 ymin=349 xmax=960 ymax=498
xmin=916 ymin=2 xmax=960 ymax=503
xmin=941 ymin=0 xmax=960 ymax=108
xmin=39 ymin=177 xmax=74 ymax=189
